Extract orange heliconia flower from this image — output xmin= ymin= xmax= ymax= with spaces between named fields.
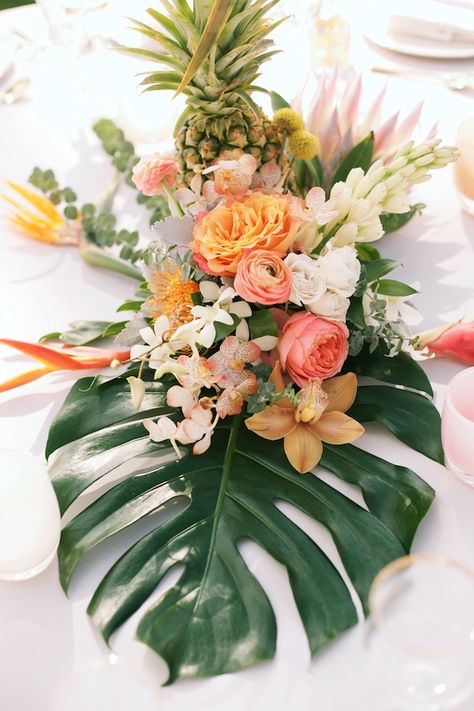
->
xmin=0 ymin=339 xmax=130 ymax=392
xmin=147 ymin=260 xmax=199 ymax=331
xmin=245 ymin=362 xmax=364 ymax=474
xmin=1 ymin=182 xmax=79 ymax=245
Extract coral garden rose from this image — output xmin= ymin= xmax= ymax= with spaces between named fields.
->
xmin=279 ymin=311 xmax=349 ymax=385
xmin=190 ymin=192 xmax=301 ymax=276
xmin=234 ymin=249 xmax=292 ymax=305
xmin=132 ymin=153 xmax=179 ymax=196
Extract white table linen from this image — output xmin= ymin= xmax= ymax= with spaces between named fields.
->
xmin=1 ymin=4 xmax=474 ymax=710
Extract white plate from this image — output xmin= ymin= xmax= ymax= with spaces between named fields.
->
xmin=365 ymin=28 xmax=474 ymax=59
xmin=0 ymin=36 xmax=15 ymax=83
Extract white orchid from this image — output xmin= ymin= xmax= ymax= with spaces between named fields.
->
xmin=174 ymin=174 xmax=220 ymax=216
xmin=130 ymin=315 xmax=188 ymax=379
xmin=174 ymin=287 xmax=237 ymax=349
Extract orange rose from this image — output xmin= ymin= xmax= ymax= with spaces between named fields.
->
xmin=190 ymin=192 xmax=301 ymax=276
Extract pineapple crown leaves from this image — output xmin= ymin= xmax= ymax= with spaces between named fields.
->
xmin=120 ymin=0 xmax=286 ymax=115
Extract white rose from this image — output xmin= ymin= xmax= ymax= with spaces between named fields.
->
xmin=284 ymin=253 xmax=326 ymax=306
xmin=308 ymin=291 xmax=350 ymax=322
xmin=318 ymin=246 xmax=361 ymax=297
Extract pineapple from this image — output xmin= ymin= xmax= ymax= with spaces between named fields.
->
xmin=125 ymin=0 xmax=286 ymax=186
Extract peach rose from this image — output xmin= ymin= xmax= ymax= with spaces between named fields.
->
xmin=279 ymin=311 xmax=349 ymax=385
xmin=234 ymin=249 xmax=292 ymax=305
xmin=190 ymin=192 xmax=301 ymax=276
xmin=132 ymin=153 xmax=179 ymax=196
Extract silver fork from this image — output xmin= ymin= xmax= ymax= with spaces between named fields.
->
xmin=371 ymin=66 xmax=474 ymax=91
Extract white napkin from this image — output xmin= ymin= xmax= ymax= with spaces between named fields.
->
xmin=386 ymin=0 xmax=474 ymax=44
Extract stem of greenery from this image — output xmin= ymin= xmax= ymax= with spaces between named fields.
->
xmin=161 ymin=182 xmax=185 ymax=217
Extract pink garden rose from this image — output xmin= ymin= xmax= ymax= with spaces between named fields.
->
xmin=278 ymin=311 xmax=349 ymax=385
xmin=234 ymin=249 xmax=292 ymax=305
xmin=131 ymin=153 xmax=179 ymax=196
xmin=419 ymin=321 xmax=474 ymax=364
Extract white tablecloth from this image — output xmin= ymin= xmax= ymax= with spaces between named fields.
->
xmin=1 ymin=4 xmax=474 ymax=710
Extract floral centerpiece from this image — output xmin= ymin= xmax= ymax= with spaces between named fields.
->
xmin=1 ymin=0 xmax=462 ymax=685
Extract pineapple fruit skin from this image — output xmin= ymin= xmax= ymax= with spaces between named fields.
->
xmin=175 ymin=106 xmax=284 ymax=187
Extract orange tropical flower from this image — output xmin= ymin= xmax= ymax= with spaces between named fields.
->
xmin=245 ymin=362 xmax=364 ymax=473
xmin=147 ymin=259 xmax=199 ymax=331
xmin=1 ymin=182 xmax=79 ymax=245
xmin=0 ymin=339 xmax=130 ymax=392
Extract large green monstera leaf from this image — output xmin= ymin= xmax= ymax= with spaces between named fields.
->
xmin=47 ymin=354 xmax=439 ymax=684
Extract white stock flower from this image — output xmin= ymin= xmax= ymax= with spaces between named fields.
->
xmin=308 ymin=291 xmax=350 ymax=321
xmin=284 ymin=253 xmax=326 ymax=306
xmin=318 ymin=246 xmax=361 ymax=298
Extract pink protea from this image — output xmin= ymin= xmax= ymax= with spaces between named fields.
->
xmin=299 ymin=68 xmax=424 ymax=185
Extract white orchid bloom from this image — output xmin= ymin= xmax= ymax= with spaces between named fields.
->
xmin=144 ymin=416 xmax=181 ymax=459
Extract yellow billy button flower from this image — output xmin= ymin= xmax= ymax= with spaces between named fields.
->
xmin=272 ymin=108 xmax=304 ymax=135
xmin=245 ymin=363 xmax=364 ymax=474
xmin=288 ymin=130 xmax=319 ymax=160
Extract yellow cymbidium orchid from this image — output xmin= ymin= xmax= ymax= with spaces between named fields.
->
xmin=1 ymin=182 xmax=79 ymax=245
xmin=245 ymin=363 xmax=364 ymax=474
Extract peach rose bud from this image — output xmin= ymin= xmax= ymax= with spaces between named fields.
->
xmin=132 ymin=153 xmax=179 ymax=196
xmin=234 ymin=249 xmax=292 ymax=305
xmin=278 ymin=311 xmax=349 ymax=385
xmin=416 ymin=321 xmax=474 ymax=365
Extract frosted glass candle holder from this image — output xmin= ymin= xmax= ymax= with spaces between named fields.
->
xmin=0 ymin=450 xmax=61 ymax=581
xmin=442 ymin=367 xmax=474 ymax=487
xmin=454 ymin=117 xmax=474 ymax=216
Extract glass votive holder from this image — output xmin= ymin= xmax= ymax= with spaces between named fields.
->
xmin=442 ymin=367 xmax=474 ymax=487
xmin=368 ymin=554 xmax=474 ymax=711
xmin=0 ymin=449 xmax=61 ymax=581
xmin=453 ymin=117 xmax=474 ymax=216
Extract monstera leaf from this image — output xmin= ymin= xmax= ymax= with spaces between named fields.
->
xmin=48 ymin=371 xmax=436 ymax=684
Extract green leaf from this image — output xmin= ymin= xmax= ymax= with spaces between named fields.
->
xmin=116 ymin=300 xmax=144 ymax=313
xmin=101 ymin=321 xmax=128 ymax=339
xmin=305 ymin=155 xmax=324 ymax=187
xmin=47 ymin=367 xmax=435 ymax=683
xmin=213 ymin=313 xmax=240 ymax=342
xmin=40 ymin=331 xmax=62 ymax=343
xmin=53 ymin=320 xmax=113 ymax=346
xmin=346 ymin=298 xmax=365 ymax=329
xmin=320 ymin=444 xmax=434 ymax=551
xmin=270 ymin=90 xmax=290 ymax=111
xmin=356 ymin=244 xmax=381 ymax=261
xmin=175 ymin=1 xmax=234 ymax=96
xmin=349 ymin=386 xmax=443 ymax=464
xmin=344 ymin=345 xmax=433 ymax=397
xmin=380 ymin=203 xmax=425 ymax=234
xmin=331 ymin=133 xmax=374 ymax=187
xmin=377 ymin=279 xmax=418 ymax=297
xmin=46 ymin=373 xmax=172 ymax=460
xmin=364 ymin=259 xmax=401 ymax=284
xmin=249 ymin=309 xmax=278 ymax=339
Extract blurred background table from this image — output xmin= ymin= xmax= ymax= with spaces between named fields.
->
xmin=0 ymin=2 xmax=473 ymax=709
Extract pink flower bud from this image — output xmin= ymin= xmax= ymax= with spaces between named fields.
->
xmin=418 ymin=321 xmax=474 ymax=365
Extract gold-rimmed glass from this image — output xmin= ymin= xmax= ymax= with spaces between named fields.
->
xmin=367 ymin=554 xmax=474 ymax=710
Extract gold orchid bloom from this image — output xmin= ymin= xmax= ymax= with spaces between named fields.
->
xmin=245 ymin=362 xmax=364 ymax=474
xmin=1 ymin=182 xmax=79 ymax=245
